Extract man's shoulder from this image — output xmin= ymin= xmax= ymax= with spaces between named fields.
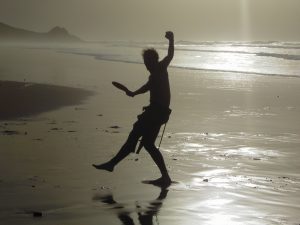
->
xmin=158 ymin=61 xmax=168 ymax=70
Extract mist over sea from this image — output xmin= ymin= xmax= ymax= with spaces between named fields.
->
xmin=47 ymin=41 xmax=300 ymax=78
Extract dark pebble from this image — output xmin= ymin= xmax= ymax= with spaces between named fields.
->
xmin=63 ymin=121 xmax=75 ymax=123
xmin=33 ymin=211 xmax=42 ymax=217
xmin=51 ymin=128 xmax=62 ymax=131
xmin=110 ymin=126 xmax=121 ymax=129
xmin=1 ymin=130 xmax=20 ymax=135
xmin=75 ymin=107 xmax=86 ymax=110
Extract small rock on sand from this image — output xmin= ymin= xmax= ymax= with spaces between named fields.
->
xmin=75 ymin=107 xmax=86 ymax=111
xmin=1 ymin=130 xmax=20 ymax=135
xmin=109 ymin=126 xmax=121 ymax=129
xmin=50 ymin=128 xmax=62 ymax=131
xmin=33 ymin=138 xmax=43 ymax=141
xmin=33 ymin=211 xmax=42 ymax=217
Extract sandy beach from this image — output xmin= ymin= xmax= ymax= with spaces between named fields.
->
xmin=0 ymin=46 xmax=300 ymax=225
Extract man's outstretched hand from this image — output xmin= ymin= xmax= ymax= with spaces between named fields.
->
xmin=126 ymin=90 xmax=135 ymax=97
xmin=165 ymin=31 xmax=174 ymax=41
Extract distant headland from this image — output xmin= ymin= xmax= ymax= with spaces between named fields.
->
xmin=0 ymin=22 xmax=82 ymax=43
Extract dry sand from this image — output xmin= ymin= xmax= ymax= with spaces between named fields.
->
xmin=0 ymin=47 xmax=300 ymax=225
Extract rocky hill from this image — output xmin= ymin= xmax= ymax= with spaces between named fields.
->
xmin=0 ymin=22 xmax=82 ymax=43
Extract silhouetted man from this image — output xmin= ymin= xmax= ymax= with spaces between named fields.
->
xmin=93 ymin=31 xmax=174 ymax=187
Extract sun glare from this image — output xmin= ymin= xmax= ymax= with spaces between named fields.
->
xmin=240 ymin=0 xmax=251 ymax=40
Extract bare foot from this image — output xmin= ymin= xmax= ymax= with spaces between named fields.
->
xmin=147 ymin=177 xmax=172 ymax=187
xmin=92 ymin=162 xmax=114 ymax=172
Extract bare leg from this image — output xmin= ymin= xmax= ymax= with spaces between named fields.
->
xmin=143 ymin=143 xmax=171 ymax=187
xmin=93 ymin=128 xmax=141 ymax=171
xmin=141 ymin=121 xmax=172 ymax=187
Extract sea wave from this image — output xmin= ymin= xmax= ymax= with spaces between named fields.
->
xmin=256 ymin=53 xmax=300 ymax=61
xmin=30 ymin=40 xmax=300 ymax=78
xmin=59 ymin=50 xmax=300 ymax=78
xmin=176 ymin=41 xmax=300 ymax=50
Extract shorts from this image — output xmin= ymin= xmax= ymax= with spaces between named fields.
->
xmin=137 ymin=104 xmax=172 ymax=127
xmin=133 ymin=104 xmax=171 ymax=153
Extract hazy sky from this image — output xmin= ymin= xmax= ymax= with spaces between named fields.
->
xmin=0 ymin=0 xmax=299 ymax=41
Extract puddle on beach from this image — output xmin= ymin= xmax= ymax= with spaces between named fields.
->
xmin=156 ymin=131 xmax=300 ymax=224
xmin=224 ymin=109 xmax=276 ymax=118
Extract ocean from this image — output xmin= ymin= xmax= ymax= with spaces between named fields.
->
xmin=53 ymin=41 xmax=300 ymax=78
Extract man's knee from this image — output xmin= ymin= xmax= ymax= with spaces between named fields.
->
xmin=143 ymin=141 xmax=156 ymax=151
xmin=128 ymin=128 xmax=141 ymax=141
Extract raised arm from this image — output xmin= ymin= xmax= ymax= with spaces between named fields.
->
xmin=161 ymin=31 xmax=174 ymax=68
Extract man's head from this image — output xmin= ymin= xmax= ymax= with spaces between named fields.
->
xmin=142 ymin=48 xmax=159 ymax=71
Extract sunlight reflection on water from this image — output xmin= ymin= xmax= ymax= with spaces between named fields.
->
xmin=207 ymin=213 xmax=241 ymax=225
xmin=160 ymin=131 xmax=300 ymax=224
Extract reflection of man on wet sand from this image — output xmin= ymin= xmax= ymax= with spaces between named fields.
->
xmin=93 ymin=31 xmax=174 ymax=187
xmin=93 ymin=188 xmax=168 ymax=225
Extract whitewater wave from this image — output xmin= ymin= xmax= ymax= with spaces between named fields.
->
xmin=60 ymin=50 xmax=300 ymax=78
xmin=31 ymin=40 xmax=300 ymax=78
xmin=256 ymin=53 xmax=300 ymax=61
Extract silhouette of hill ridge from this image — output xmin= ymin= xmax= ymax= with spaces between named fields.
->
xmin=0 ymin=22 xmax=82 ymax=43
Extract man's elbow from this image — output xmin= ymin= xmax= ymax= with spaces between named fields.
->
xmin=168 ymin=53 xmax=174 ymax=61
xmin=170 ymin=52 xmax=174 ymax=59
xmin=168 ymin=47 xmax=174 ymax=58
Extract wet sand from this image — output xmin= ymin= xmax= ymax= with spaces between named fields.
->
xmin=0 ymin=47 xmax=300 ymax=225
xmin=0 ymin=80 xmax=93 ymax=120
